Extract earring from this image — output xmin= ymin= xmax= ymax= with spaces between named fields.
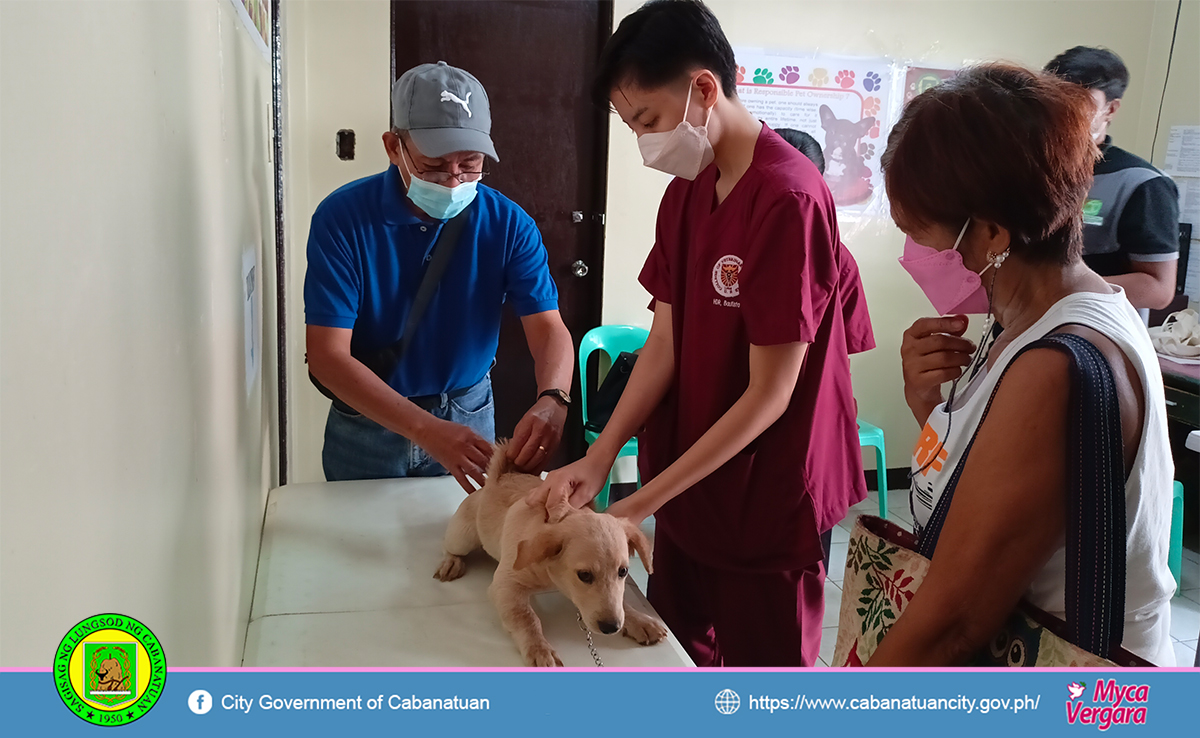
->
xmin=987 ymin=250 xmax=1010 ymax=270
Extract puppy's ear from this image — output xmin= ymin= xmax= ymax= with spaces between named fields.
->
xmin=513 ymin=529 xmax=563 ymax=570
xmin=620 ymin=519 xmax=653 ymax=575
xmin=545 ymin=495 xmax=573 ymax=525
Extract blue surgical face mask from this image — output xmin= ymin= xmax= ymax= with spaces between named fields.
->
xmin=399 ymin=146 xmax=478 ymax=220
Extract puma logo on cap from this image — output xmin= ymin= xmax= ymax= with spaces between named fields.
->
xmin=440 ymin=90 xmax=472 ymax=118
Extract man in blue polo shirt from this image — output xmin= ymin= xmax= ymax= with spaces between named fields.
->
xmin=305 ymin=62 xmax=575 ymax=491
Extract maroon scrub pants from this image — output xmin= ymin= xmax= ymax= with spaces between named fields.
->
xmin=646 ymin=529 xmax=826 ymax=667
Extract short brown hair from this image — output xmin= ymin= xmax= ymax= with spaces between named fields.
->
xmin=882 ymin=64 xmax=1098 ymax=264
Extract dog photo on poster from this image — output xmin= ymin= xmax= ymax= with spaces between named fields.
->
xmin=735 ymin=48 xmax=898 ymax=216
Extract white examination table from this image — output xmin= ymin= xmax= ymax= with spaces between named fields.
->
xmin=242 ymin=476 xmax=693 ymax=667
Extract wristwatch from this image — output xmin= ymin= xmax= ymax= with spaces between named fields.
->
xmin=538 ymin=388 xmax=572 ymax=408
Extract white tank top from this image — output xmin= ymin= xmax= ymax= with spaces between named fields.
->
xmin=909 ymin=288 xmax=1176 ymax=666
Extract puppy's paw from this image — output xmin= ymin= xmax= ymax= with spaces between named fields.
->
xmin=621 ymin=610 xmax=668 ymax=646
xmin=433 ymin=554 xmax=466 ymax=582
xmin=524 ymin=643 xmax=563 ymax=668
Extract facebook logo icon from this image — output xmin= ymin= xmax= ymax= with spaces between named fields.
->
xmin=188 ymin=689 xmax=213 ymax=715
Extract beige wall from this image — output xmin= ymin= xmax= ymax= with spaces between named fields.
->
xmin=1146 ymin=0 xmax=1199 ymax=309
xmin=282 ymin=0 xmax=393 ymax=484
xmin=0 ymin=0 xmax=276 ymax=666
xmin=1147 ymin=0 xmax=1200 ymax=169
xmin=602 ymin=0 xmax=1187 ymax=470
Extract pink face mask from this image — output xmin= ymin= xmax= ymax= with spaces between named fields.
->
xmin=898 ymin=220 xmax=1006 ymax=315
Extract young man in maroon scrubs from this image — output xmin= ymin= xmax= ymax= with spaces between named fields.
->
xmin=530 ymin=0 xmax=872 ymax=666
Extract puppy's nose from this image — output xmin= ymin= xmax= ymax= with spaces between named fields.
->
xmin=597 ymin=620 xmax=620 ymax=635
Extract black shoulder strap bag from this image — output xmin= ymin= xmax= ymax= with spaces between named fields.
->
xmin=307 ymin=206 xmax=473 ymax=416
xmin=584 ymin=351 xmax=639 ymax=434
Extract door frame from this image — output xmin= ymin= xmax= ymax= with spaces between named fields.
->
xmin=388 ymin=0 xmax=613 ymax=462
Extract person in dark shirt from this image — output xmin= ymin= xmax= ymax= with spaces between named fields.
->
xmin=1045 ymin=46 xmax=1180 ymax=314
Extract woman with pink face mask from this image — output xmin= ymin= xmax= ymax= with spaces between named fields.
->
xmin=872 ymin=64 xmax=1175 ymax=666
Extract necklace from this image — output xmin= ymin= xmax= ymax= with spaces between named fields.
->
xmin=577 ymin=611 xmax=603 ymax=667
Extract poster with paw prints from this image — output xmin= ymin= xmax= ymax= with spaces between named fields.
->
xmin=734 ymin=49 xmax=899 ymax=216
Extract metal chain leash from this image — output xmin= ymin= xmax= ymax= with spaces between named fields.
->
xmin=577 ymin=611 xmax=603 ymax=667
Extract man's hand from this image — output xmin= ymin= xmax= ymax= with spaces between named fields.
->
xmin=415 ymin=418 xmax=494 ymax=494
xmin=525 ymin=453 xmax=613 ymax=512
xmin=901 ymin=315 xmax=975 ymax=426
xmin=507 ymin=396 xmax=567 ymax=473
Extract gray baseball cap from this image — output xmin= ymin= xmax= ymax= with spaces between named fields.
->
xmin=392 ymin=61 xmax=498 ymax=162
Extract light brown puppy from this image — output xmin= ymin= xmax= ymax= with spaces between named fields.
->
xmin=434 ymin=441 xmax=667 ymax=667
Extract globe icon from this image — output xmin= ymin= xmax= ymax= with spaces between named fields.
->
xmin=714 ymin=688 xmax=740 ymax=715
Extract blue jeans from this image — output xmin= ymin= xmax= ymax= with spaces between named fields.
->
xmin=322 ymin=375 xmax=495 ymax=482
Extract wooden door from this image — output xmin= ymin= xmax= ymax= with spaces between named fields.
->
xmin=393 ymin=0 xmax=611 ymax=466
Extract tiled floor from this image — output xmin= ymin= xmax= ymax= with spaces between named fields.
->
xmin=629 ymin=490 xmax=1200 ymax=667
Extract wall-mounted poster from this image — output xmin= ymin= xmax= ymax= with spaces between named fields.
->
xmin=903 ymin=66 xmax=959 ymax=107
xmin=734 ymin=49 xmax=898 ymax=214
xmin=229 ymin=0 xmax=270 ymax=61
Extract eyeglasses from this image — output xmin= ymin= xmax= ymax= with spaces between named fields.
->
xmin=401 ymin=140 xmax=488 ymax=185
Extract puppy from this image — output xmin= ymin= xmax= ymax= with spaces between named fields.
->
xmin=434 ymin=441 xmax=668 ymax=667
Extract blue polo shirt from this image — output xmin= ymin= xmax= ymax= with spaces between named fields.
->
xmin=304 ymin=165 xmax=559 ymax=398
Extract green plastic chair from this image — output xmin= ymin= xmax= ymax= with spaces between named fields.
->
xmin=857 ymin=419 xmax=888 ymax=519
xmin=579 ymin=325 xmax=649 ymax=511
xmin=1170 ymin=480 xmax=1184 ymax=594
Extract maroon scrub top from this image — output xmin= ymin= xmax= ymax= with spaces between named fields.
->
xmin=637 ymin=124 xmax=872 ymax=572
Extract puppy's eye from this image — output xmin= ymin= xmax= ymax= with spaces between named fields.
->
xmin=577 ymin=571 xmax=593 ymax=584
xmin=618 ymin=567 xmax=628 ymax=578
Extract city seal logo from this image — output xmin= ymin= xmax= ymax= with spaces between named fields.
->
xmin=54 ymin=614 xmax=166 ymax=726
xmin=712 ymin=254 xmax=743 ymax=298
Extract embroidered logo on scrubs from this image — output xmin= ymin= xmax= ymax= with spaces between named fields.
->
xmin=1082 ymin=198 xmax=1104 ymax=226
xmin=54 ymin=614 xmax=167 ymax=726
xmin=711 ymin=255 xmax=743 ymax=298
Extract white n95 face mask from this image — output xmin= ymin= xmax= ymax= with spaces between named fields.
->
xmin=637 ymin=85 xmax=714 ymax=181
